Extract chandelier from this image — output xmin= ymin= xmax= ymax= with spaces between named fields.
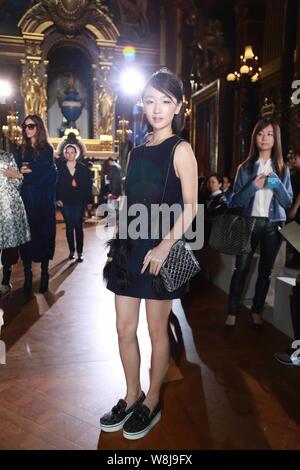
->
xmin=2 ymin=111 xmax=22 ymax=145
xmin=226 ymin=45 xmax=262 ymax=84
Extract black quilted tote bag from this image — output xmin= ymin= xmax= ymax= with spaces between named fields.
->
xmin=209 ymin=210 xmax=256 ymax=256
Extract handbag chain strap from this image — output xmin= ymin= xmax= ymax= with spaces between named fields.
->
xmin=143 ymin=137 xmax=183 ymax=242
xmin=159 ymin=137 xmax=183 ymax=205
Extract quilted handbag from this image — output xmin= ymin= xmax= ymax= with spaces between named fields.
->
xmin=159 ymin=239 xmax=200 ymax=292
xmin=208 ymin=211 xmax=256 ymax=255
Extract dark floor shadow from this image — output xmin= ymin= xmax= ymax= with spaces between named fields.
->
xmin=188 ymin=271 xmax=300 ymax=441
xmin=0 ymin=289 xmax=41 ymax=351
xmin=47 ymin=262 xmax=78 ymax=294
xmin=41 ymin=289 xmax=65 ymax=308
xmin=179 ymin=275 xmax=273 ymax=450
xmin=168 ymin=310 xmax=185 ymax=366
xmin=48 ymin=259 xmax=70 ymax=277
xmin=0 ymin=263 xmax=76 ymax=344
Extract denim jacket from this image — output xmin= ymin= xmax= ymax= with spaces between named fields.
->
xmin=230 ymin=161 xmax=293 ymax=222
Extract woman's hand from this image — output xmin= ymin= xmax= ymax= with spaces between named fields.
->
xmin=289 ymin=194 xmax=300 ymax=219
xmin=56 ymin=200 xmax=63 ymax=207
xmin=289 ymin=206 xmax=298 ymax=219
xmin=254 ymin=173 xmax=266 ymax=188
xmin=3 ymin=168 xmax=20 ymax=178
xmin=141 ymin=241 xmax=172 ymax=276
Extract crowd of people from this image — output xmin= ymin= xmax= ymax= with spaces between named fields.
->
xmin=0 ymin=114 xmax=107 ymax=293
xmin=1 ymin=69 xmax=300 ymax=442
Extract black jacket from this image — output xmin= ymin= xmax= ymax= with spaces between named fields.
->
xmin=205 ymin=192 xmax=228 ymax=219
xmin=56 ymin=161 xmax=93 ymax=205
xmin=109 ymin=163 xmax=122 ymax=197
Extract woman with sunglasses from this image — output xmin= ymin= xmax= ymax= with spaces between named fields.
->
xmin=16 ymin=115 xmax=57 ymax=293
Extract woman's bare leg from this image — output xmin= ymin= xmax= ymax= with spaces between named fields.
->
xmin=115 ymin=295 xmax=142 ymax=406
xmin=144 ymin=298 xmax=172 ymax=411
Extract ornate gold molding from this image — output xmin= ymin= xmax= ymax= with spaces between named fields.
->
xmin=18 ymin=1 xmax=119 ymax=42
xmin=20 ymin=59 xmax=48 ymax=120
xmin=0 ymin=35 xmax=25 ymax=61
xmin=190 ymin=79 xmax=221 ymax=173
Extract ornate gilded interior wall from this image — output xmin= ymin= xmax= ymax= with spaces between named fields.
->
xmin=0 ymin=0 xmax=161 ymax=157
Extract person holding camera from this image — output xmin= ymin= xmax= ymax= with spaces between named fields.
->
xmin=224 ymin=118 xmax=293 ymax=329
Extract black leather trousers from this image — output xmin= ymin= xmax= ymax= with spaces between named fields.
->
xmin=228 ymin=217 xmax=283 ymax=315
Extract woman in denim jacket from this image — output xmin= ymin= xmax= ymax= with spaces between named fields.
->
xmin=225 ymin=118 xmax=293 ymax=329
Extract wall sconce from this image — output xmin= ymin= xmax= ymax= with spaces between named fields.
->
xmin=116 ymin=118 xmax=132 ymax=144
xmin=226 ymin=45 xmax=262 ymax=85
xmin=2 ymin=111 xmax=22 ymax=145
xmin=183 ymin=95 xmax=191 ymax=119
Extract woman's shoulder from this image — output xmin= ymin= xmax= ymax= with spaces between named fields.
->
xmin=76 ymin=161 xmax=90 ymax=173
xmin=175 ymin=138 xmax=192 ymax=152
xmin=236 ymin=159 xmax=256 ymax=176
xmin=40 ymin=143 xmax=54 ymax=159
xmin=46 ymin=143 xmax=54 ymax=153
xmin=173 ymin=139 xmax=195 ymax=165
xmin=127 ymin=145 xmax=144 ymax=164
xmin=131 ymin=143 xmax=144 ymax=155
xmin=0 ymin=149 xmax=14 ymax=164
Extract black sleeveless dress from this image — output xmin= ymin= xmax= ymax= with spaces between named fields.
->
xmin=107 ymin=135 xmax=188 ymax=299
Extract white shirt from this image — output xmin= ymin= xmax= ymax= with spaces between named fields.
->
xmin=251 ymin=158 xmax=273 ymax=217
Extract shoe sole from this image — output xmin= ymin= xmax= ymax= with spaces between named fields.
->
xmin=100 ymin=412 xmax=133 ymax=433
xmin=123 ymin=411 xmax=161 ymax=440
xmin=274 ymin=356 xmax=300 ymax=367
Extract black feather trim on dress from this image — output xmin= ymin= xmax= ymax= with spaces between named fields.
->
xmin=103 ymin=235 xmax=133 ymax=291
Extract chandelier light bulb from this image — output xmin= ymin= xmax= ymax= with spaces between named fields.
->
xmin=244 ymin=45 xmax=254 ymax=60
xmin=240 ymin=65 xmax=250 ymax=74
xmin=226 ymin=73 xmax=236 ymax=81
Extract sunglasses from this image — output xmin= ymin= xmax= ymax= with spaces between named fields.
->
xmin=22 ymin=123 xmax=36 ymax=131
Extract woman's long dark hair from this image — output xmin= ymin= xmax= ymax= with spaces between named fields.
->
xmin=141 ymin=68 xmax=185 ymax=134
xmin=21 ymin=114 xmax=52 ymax=159
xmin=242 ymin=117 xmax=285 ymax=179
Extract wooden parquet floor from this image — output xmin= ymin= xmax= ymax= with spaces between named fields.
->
xmin=0 ymin=217 xmax=300 ymax=450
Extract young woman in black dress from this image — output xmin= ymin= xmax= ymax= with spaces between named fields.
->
xmin=100 ymin=70 xmax=198 ymax=440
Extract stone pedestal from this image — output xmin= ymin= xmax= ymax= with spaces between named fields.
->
xmin=272 ymin=277 xmax=296 ymax=339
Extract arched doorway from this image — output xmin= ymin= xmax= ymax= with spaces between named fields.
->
xmin=47 ymin=45 xmax=93 ymax=138
xmin=18 ymin=0 xmax=120 ymax=156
